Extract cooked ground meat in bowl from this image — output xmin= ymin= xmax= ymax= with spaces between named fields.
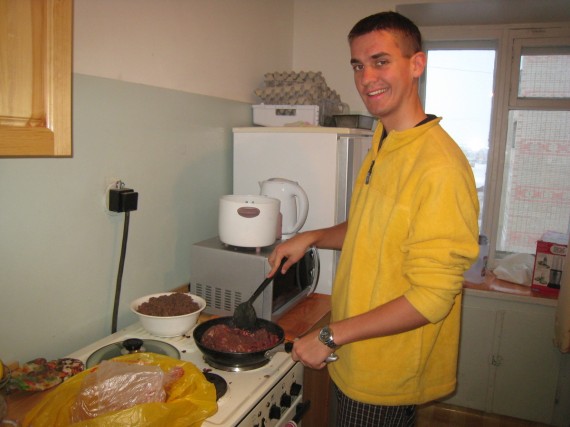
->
xmin=130 ymin=292 xmax=206 ymax=337
xmin=136 ymin=293 xmax=202 ymax=317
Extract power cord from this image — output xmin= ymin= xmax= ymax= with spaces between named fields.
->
xmin=109 ymin=182 xmax=138 ymax=334
xmin=112 ymin=211 xmax=130 ymax=334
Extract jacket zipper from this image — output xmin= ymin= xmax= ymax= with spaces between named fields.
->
xmin=365 ymin=115 xmax=436 ymax=185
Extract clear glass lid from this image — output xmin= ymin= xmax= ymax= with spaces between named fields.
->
xmin=86 ymin=338 xmax=180 ymax=368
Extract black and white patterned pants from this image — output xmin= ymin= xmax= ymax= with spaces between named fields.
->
xmin=334 ymin=383 xmax=416 ymax=427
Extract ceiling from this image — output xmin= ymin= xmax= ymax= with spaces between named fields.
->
xmin=396 ymin=0 xmax=570 ymax=26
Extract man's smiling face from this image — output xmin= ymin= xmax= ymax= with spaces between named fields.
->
xmin=350 ymin=30 xmax=424 ymax=129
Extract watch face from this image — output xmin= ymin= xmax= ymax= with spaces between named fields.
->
xmin=319 ymin=326 xmax=333 ymax=347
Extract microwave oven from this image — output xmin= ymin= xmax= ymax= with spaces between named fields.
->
xmin=189 ymin=237 xmax=319 ymax=321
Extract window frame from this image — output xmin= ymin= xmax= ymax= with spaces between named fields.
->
xmin=420 ymin=23 xmax=570 ymax=267
xmin=509 ymin=29 xmax=570 ymax=110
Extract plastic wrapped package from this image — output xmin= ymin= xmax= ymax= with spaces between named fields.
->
xmin=71 ymin=360 xmax=175 ymax=422
xmin=493 ymin=253 xmax=535 ymax=285
xmin=23 ymin=353 xmax=217 ymax=427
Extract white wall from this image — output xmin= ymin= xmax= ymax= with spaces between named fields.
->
xmin=73 ymin=0 xmax=434 ymax=110
xmin=74 ymin=0 xmax=294 ymax=102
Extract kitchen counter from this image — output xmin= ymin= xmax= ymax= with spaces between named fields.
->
xmin=464 ymin=271 xmax=558 ymax=306
xmin=3 ymin=293 xmax=331 ymax=425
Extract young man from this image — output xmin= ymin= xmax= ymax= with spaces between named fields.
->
xmin=268 ymin=11 xmax=480 ymax=426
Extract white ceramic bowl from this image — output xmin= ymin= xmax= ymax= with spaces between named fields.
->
xmin=130 ymin=292 xmax=206 ymax=337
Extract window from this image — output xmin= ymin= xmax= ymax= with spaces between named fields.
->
xmin=421 ymin=25 xmax=570 ymax=263
xmin=499 ymin=35 xmax=570 ymax=254
xmin=422 ymin=45 xmax=496 ymax=227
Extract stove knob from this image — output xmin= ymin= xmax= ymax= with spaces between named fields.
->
xmin=290 ymin=382 xmax=302 ymax=396
xmin=280 ymin=393 xmax=292 ymax=408
xmin=269 ymin=404 xmax=282 ymax=420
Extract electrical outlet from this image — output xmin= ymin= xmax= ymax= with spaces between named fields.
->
xmin=104 ymin=178 xmax=123 ymax=215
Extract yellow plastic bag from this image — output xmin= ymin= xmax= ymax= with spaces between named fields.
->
xmin=23 ymin=353 xmax=217 ymax=427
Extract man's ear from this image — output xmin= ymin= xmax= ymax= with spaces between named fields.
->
xmin=411 ymin=51 xmax=427 ymax=78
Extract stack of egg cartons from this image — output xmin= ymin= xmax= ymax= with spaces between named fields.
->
xmin=253 ymin=71 xmax=348 ymax=126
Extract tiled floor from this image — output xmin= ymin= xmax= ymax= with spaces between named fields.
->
xmin=416 ymin=403 xmax=554 ymax=427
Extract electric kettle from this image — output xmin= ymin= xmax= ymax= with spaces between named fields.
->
xmin=259 ymin=178 xmax=309 ymax=239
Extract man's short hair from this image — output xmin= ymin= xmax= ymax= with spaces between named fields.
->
xmin=348 ymin=11 xmax=422 ymax=57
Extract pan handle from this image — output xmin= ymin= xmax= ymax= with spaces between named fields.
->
xmin=264 ymin=341 xmax=293 ymax=359
xmin=264 ymin=341 xmax=338 ymax=363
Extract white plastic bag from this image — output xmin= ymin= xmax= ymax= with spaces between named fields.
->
xmin=493 ymin=253 xmax=535 ymax=285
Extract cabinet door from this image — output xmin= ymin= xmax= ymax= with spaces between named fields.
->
xmin=0 ymin=0 xmax=72 ymax=157
xmin=444 ymin=293 xmax=562 ymax=424
xmin=443 ymin=305 xmax=496 ymax=410
xmin=491 ymin=309 xmax=561 ymax=423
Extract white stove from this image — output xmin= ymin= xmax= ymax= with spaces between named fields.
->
xmin=67 ymin=322 xmax=306 ymax=427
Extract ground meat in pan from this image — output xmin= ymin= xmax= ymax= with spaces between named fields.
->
xmin=200 ymin=324 xmax=280 ymax=353
xmin=137 ymin=293 xmax=201 ymax=316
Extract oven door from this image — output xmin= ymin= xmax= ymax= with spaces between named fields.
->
xmin=235 ymin=361 xmax=308 ymax=427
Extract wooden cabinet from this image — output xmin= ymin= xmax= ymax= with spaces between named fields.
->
xmin=443 ymin=290 xmax=568 ymax=425
xmin=0 ymin=0 xmax=72 ymax=157
xmin=278 ymin=293 xmax=332 ymax=427
xmin=302 ymin=311 xmax=332 ymax=427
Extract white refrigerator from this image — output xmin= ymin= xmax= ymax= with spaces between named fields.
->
xmin=233 ymin=127 xmax=373 ymax=295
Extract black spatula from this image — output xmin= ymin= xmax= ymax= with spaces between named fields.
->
xmin=233 ymin=258 xmax=286 ymax=330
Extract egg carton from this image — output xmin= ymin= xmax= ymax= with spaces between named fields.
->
xmin=253 ymin=101 xmax=347 ymax=127
xmin=262 ymin=71 xmax=327 ymax=87
xmin=253 ymin=105 xmax=320 ymax=126
xmin=254 ymin=71 xmax=348 ymax=125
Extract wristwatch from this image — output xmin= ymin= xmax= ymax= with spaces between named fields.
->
xmin=318 ymin=325 xmax=339 ymax=350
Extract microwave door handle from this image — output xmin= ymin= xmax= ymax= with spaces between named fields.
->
xmin=295 ymin=259 xmax=303 ymax=291
xmin=306 ymin=247 xmax=319 ymax=294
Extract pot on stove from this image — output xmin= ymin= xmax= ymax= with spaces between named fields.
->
xmin=218 ymin=195 xmax=280 ymax=248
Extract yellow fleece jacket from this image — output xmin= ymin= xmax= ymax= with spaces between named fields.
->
xmin=328 ymin=118 xmax=480 ymax=405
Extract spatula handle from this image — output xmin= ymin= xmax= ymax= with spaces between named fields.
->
xmin=249 ymin=258 xmax=287 ymax=302
xmin=249 ymin=276 xmax=273 ymax=303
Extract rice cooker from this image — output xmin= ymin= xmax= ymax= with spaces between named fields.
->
xmin=218 ymin=195 xmax=280 ymax=247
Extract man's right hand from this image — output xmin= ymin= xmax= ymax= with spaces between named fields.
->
xmin=267 ymin=232 xmax=315 ymax=277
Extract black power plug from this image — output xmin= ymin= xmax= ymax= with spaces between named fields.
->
xmin=109 ymin=187 xmax=138 ymax=213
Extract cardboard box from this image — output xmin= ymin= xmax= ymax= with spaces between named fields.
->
xmin=531 ymin=231 xmax=568 ymax=296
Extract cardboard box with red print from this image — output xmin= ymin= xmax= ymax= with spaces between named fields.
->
xmin=531 ymin=232 xmax=568 ymax=297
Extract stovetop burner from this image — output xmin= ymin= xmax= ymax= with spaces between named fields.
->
xmin=203 ymin=371 xmax=228 ymax=400
xmin=202 ymin=355 xmax=269 ymax=372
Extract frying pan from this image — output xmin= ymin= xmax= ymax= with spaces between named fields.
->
xmin=193 ymin=316 xmax=290 ymax=370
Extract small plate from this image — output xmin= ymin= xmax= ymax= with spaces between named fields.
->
xmin=86 ymin=339 xmax=180 ymax=368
